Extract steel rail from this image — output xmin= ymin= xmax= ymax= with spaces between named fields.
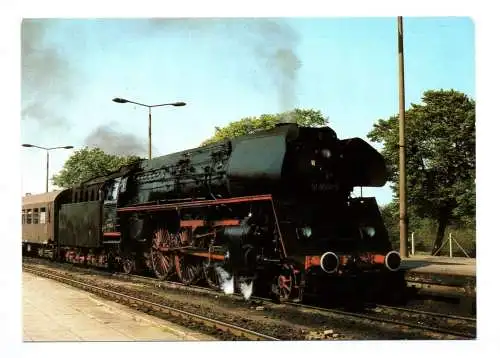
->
xmin=23 ymin=266 xmax=279 ymax=341
xmin=283 ymin=301 xmax=475 ymax=339
xmin=373 ymin=303 xmax=476 ymax=323
xmin=112 ymin=272 xmax=476 ymax=338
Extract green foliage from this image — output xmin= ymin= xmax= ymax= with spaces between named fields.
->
xmin=379 ymin=201 xmax=400 ymax=248
xmin=369 ymin=90 xmax=475 ymax=253
xmin=52 ymin=147 xmax=142 ymax=188
xmin=380 ymin=202 xmax=476 ymax=257
xmin=201 ymin=108 xmax=329 ymax=145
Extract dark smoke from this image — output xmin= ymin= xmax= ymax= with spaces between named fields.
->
xmin=84 ymin=125 xmax=150 ymax=157
xmin=22 ymin=18 xmax=302 ymax=153
xmin=22 ymin=20 xmax=149 ymax=153
xmin=147 ymin=18 xmax=302 ymax=123
xmin=21 ymin=19 xmax=73 ymax=128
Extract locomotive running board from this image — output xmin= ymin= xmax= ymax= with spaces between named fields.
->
xmin=117 ymin=194 xmax=273 ymax=213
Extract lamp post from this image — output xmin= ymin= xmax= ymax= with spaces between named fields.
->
xmin=112 ymin=97 xmax=186 ymax=160
xmin=21 ymin=144 xmax=74 ymax=193
xmin=397 ymin=16 xmax=408 ymax=258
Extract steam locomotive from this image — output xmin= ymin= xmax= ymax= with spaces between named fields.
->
xmin=22 ymin=122 xmax=402 ymax=302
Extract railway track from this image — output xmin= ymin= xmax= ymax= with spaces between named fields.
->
xmin=283 ymin=301 xmax=476 ymax=339
xmin=22 ymin=265 xmax=279 ymax=341
xmin=114 ymin=274 xmax=476 ymax=339
xmin=109 ymin=271 xmax=476 ymax=338
xmin=373 ymin=303 xmax=476 ymax=323
xmin=23 ymin=259 xmax=476 ymax=339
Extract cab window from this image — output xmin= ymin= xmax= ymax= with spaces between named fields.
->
xmin=105 ymin=179 xmax=120 ymax=203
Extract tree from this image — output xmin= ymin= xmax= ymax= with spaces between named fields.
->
xmin=368 ymin=89 xmax=475 ymax=255
xmin=52 ymin=147 xmax=142 ymax=188
xmin=379 ymin=202 xmax=400 ymax=247
xmin=201 ymin=108 xmax=329 ymax=145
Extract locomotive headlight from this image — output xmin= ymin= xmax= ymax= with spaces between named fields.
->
xmin=300 ymin=227 xmax=312 ymax=238
xmin=363 ymin=226 xmax=376 ymax=237
xmin=321 ymin=148 xmax=332 ymax=158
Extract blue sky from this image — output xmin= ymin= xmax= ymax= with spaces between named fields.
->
xmin=20 ymin=17 xmax=475 ymax=205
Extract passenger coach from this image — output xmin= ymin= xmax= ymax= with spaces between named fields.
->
xmin=21 ymin=190 xmax=65 ymax=258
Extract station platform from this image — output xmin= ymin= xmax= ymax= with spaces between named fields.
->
xmin=402 ymin=255 xmax=476 ymax=276
xmin=22 ymin=272 xmax=214 ymax=342
xmin=400 ymin=255 xmax=476 ymax=298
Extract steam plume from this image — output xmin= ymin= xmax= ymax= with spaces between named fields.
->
xmin=215 ymin=266 xmax=235 ymax=295
xmin=239 ymin=279 xmax=254 ymax=300
xmin=84 ymin=125 xmax=150 ymax=157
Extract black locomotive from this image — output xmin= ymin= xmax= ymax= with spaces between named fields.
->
xmin=22 ymin=122 xmax=402 ymax=302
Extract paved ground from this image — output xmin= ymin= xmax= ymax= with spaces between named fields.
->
xmin=22 ymin=272 xmax=215 ymax=342
xmin=401 ymin=255 xmax=476 ymax=277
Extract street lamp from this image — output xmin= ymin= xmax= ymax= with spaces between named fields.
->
xmin=112 ymin=97 xmax=187 ymax=159
xmin=22 ymin=144 xmax=74 ymax=193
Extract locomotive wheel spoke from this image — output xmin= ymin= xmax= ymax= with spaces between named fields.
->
xmin=151 ymin=249 xmax=173 ymax=280
xmin=203 ymin=261 xmax=221 ymax=290
xmin=122 ymin=257 xmax=135 ymax=275
xmin=274 ymin=264 xmax=302 ymax=303
xmin=278 ymin=274 xmax=292 ymax=301
xmin=175 ymin=254 xmax=201 ymax=285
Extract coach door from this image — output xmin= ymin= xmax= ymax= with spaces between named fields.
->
xmin=102 ymin=178 xmax=121 ymax=242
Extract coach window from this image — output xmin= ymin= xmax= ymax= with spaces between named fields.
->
xmin=27 ymin=209 xmax=32 ymax=224
xmin=22 ymin=210 xmax=25 ymax=224
xmin=40 ymin=207 xmax=46 ymax=224
xmin=33 ymin=208 xmax=39 ymax=224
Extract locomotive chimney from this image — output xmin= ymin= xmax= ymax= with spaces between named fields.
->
xmin=276 ymin=111 xmax=297 ymax=126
